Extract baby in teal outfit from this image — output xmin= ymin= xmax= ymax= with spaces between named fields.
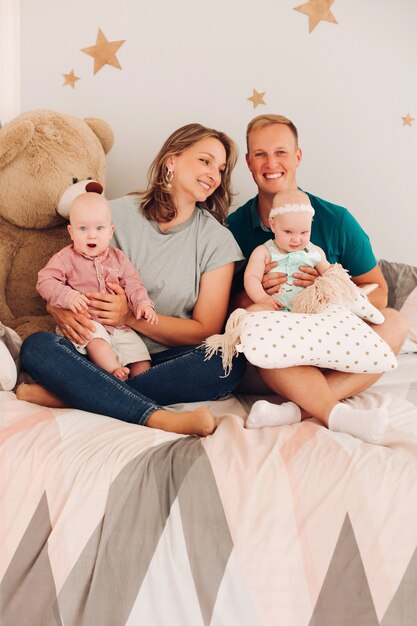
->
xmin=244 ymin=189 xmax=332 ymax=311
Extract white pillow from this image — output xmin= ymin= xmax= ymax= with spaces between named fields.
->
xmin=0 ymin=323 xmax=22 ymax=391
xmin=0 ymin=341 xmax=18 ymax=391
xmin=235 ymin=305 xmax=397 ymax=373
xmin=399 ymin=285 xmax=417 ymax=352
xmin=378 ymin=259 xmax=417 ymax=353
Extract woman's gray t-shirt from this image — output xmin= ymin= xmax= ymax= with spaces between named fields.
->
xmin=110 ymin=195 xmax=244 ymax=354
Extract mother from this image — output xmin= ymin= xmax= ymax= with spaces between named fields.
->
xmin=19 ymin=124 xmax=246 ymax=435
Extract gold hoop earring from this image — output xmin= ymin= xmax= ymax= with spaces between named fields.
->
xmin=165 ymin=168 xmax=174 ymax=187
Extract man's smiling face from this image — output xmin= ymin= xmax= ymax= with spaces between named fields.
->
xmin=246 ymin=123 xmax=302 ymax=199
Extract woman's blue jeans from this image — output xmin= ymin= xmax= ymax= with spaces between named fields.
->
xmin=20 ymin=332 xmax=246 ymax=425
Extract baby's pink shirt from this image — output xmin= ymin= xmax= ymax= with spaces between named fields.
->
xmin=37 ymin=245 xmax=154 ymax=332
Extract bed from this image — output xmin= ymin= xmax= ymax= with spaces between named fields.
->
xmin=1 ymin=260 xmax=417 ymax=626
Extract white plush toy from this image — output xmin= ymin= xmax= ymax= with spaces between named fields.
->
xmin=205 ymin=305 xmax=397 ymax=376
xmin=291 ymin=266 xmax=385 ymax=325
xmin=0 ymin=322 xmax=22 ymax=391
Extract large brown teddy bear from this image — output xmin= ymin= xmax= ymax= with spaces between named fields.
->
xmin=0 ymin=109 xmax=114 ymax=340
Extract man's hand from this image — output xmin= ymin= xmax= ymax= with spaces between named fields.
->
xmin=262 ymin=262 xmax=288 ymax=295
xmin=292 ymin=265 xmax=319 ymax=287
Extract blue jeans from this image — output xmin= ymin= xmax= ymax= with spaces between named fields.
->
xmin=20 ymin=332 xmax=246 ymax=426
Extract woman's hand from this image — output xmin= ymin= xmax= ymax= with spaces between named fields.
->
xmin=47 ymin=303 xmax=96 ymax=345
xmin=86 ymin=283 xmax=132 ymax=327
xmin=262 ymin=262 xmax=288 ymax=295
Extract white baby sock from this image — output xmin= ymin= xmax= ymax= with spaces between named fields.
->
xmin=328 ymin=403 xmax=388 ymax=444
xmin=246 ymin=400 xmax=302 ymax=429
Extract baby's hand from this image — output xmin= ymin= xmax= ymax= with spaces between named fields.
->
xmin=259 ymin=295 xmax=283 ymax=311
xmin=70 ymin=293 xmax=90 ymax=314
xmin=141 ymin=306 xmax=158 ymax=325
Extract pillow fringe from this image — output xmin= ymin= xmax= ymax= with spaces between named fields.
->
xmin=204 ymin=308 xmax=248 ymax=376
xmin=292 ymin=264 xmax=359 ymax=314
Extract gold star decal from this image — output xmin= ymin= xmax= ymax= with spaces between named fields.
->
xmin=62 ymin=70 xmax=81 ymax=88
xmin=247 ymin=89 xmax=266 ymax=108
xmin=293 ymin=0 xmax=338 ymax=33
xmin=81 ymin=29 xmax=125 ymax=75
xmin=402 ymin=114 xmax=414 ymax=127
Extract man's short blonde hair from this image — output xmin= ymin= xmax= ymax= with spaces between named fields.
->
xmin=246 ymin=114 xmax=299 ymax=151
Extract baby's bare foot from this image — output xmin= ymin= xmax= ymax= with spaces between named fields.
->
xmin=112 ymin=366 xmax=130 ymax=381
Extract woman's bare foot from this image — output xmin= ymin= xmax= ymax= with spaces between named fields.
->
xmin=146 ymin=407 xmax=216 ymax=436
xmin=112 ymin=366 xmax=130 ymax=381
xmin=15 ymin=383 xmax=68 ymax=408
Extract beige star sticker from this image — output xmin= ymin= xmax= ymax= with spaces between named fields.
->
xmin=81 ymin=29 xmax=125 ymax=75
xmin=62 ymin=70 xmax=81 ymax=88
xmin=293 ymin=0 xmax=338 ymax=33
xmin=402 ymin=114 xmax=414 ymax=127
xmin=247 ymin=89 xmax=266 ymax=108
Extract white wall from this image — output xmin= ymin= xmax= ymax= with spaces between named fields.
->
xmin=11 ymin=1 xmax=417 ymax=263
xmin=0 ymin=0 xmax=20 ymax=123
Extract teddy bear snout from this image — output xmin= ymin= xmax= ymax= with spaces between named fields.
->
xmin=85 ymin=181 xmax=103 ymax=194
xmin=57 ymin=179 xmax=105 ymax=219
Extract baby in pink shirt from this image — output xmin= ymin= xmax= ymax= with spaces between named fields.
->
xmin=37 ymin=193 xmax=157 ymax=380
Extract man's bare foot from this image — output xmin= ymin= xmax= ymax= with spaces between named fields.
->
xmin=112 ymin=366 xmax=130 ymax=381
xmin=146 ymin=407 xmax=216 ymax=436
xmin=15 ymin=383 xmax=67 ymax=408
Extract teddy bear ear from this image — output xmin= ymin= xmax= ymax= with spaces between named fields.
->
xmin=0 ymin=120 xmax=35 ymax=170
xmin=84 ymin=117 xmax=114 ymax=155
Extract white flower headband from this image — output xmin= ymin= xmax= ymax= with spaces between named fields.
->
xmin=269 ymin=203 xmax=315 ymax=219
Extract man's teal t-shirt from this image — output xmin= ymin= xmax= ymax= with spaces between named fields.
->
xmin=226 ymin=191 xmax=377 ymax=292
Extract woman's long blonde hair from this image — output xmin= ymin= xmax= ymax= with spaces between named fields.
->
xmin=139 ymin=123 xmax=238 ymax=224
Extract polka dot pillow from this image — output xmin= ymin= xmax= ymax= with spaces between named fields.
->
xmin=236 ymin=305 xmax=397 ymax=373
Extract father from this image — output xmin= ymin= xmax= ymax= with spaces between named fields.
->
xmin=227 ymin=113 xmax=407 ymax=408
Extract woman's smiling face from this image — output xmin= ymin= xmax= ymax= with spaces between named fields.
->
xmin=167 ymin=137 xmax=226 ymax=204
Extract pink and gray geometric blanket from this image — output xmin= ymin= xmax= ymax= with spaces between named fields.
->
xmin=1 ymin=353 xmax=417 ymax=625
